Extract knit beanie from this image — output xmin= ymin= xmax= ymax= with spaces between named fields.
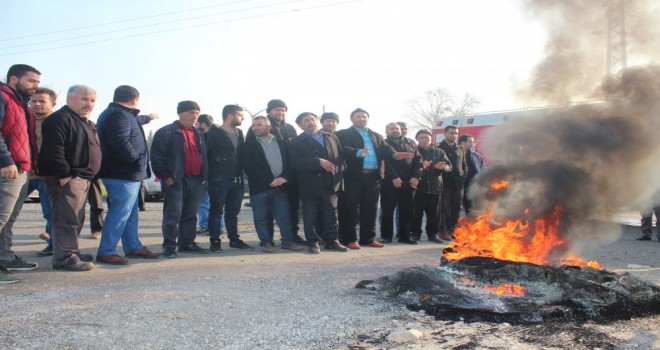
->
xmin=295 ymin=112 xmax=318 ymax=125
xmin=320 ymin=112 xmax=339 ymax=123
xmin=266 ymin=99 xmax=288 ymax=113
xmin=415 ymin=129 xmax=433 ymax=138
xmin=177 ymin=100 xmax=200 ymax=114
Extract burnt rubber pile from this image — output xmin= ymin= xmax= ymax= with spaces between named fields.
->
xmin=356 ymin=257 xmax=660 ymax=324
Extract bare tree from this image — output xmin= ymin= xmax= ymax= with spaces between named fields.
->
xmin=406 ymin=88 xmax=481 ymax=131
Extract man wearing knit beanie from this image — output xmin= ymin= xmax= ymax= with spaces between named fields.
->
xmin=246 ymin=99 xmax=307 ymax=244
xmin=320 ymin=112 xmax=339 ymax=133
xmin=151 ymin=100 xmax=209 ymax=258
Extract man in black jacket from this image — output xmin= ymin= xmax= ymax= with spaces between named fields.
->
xmin=151 ymin=101 xmax=208 ymax=258
xmin=437 ymin=125 xmax=468 ymax=241
xmin=379 ymin=123 xmax=422 ymax=244
xmin=205 ymin=104 xmax=251 ymax=252
xmin=289 ymin=112 xmax=348 ymax=254
xmin=39 ymin=85 xmax=99 ymax=271
xmin=239 ymin=116 xmax=304 ymax=253
xmin=411 ymin=130 xmax=451 ymax=243
xmin=336 ymin=108 xmax=411 ymax=249
xmin=95 ymin=85 xmax=160 ymax=265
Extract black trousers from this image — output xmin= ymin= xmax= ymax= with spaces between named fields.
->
xmin=438 ymin=187 xmax=463 ymax=234
xmin=338 ymin=173 xmax=380 ymax=244
xmin=411 ymin=192 xmax=441 ymax=238
xmin=380 ymin=185 xmax=414 ymax=241
xmin=301 ymin=192 xmax=339 ymax=244
xmin=87 ymin=178 xmax=104 ymax=233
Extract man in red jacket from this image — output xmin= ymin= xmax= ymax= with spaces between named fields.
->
xmin=0 ymin=64 xmax=40 ymax=284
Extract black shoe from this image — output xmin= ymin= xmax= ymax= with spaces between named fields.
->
xmin=292 ymin=235 xmax=307 ymax=244
xmin=244 ymin=202 xmax=252 ymax=207
xmin=398 ymin=238 xmax=419 ymax=245
xmin=2 ymin=255 xmax=38 ymax=271
xmin=53 ymin=262 xmax=94 ymax=271
xmin=196 ymin=227 xmax=209 ymax=236
xmin=37 ymin=245 xmax=53 ymax=256
xmin=379 ymin=238 xmax=392 ymax=244
xmin=636 ymin=235 xmax=652 ymax=241
xmin=74 ymin=252 xmax=94 ymax=262
xmin=428 ymin=234 xmax=444 ymax=243
xmin=229 ymin=240 xmax=254 ymax=249
xmin=210 ymin=241 xmax=222 ymax=253
xmin=178 ymin=243 xmax=210 ymax=254
xmin=162 ymin=247 xmax=177 ymax=258
xmin=411 ymin=234 xmax=421 ymax=241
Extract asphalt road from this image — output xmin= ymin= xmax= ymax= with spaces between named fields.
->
xmin=1 ymin=201 xmax=658 ymax=349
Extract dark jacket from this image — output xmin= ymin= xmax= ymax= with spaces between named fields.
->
xmin=438 ymin=140 xmax=468 ymax=190
xmin=205 ymin=124 xmax=243 ymax=180
xmin=245 ymin=117 xmax=297 ymax=144
xmin=465 ymin=150 xmax=484 ymax=187
xmin=0 ymin=83 xmax=37 ymax=171
xmin=289 ymin=131 xmax=345 ymax=198
xmin=96 ymin=102 xmax=151 ymax=181
xmin=382 ymin=136 xmax=422 ymax=189
xmin=335 ymin=126 xmax=394 ymax=180
xmin=39 ymin=105 xmax=99 ymax=179
xmin=416 ymin=145 xmax=452 ymax=194
xmin=150 ymin=121 xmax=208 ymax=183
xmin=239 ymin=133 xmax=292 ymax=196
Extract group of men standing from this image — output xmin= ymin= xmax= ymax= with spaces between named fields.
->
xmin=0 ymin=63 xmax=487 ymax=284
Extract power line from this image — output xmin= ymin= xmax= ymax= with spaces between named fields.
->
xmin=0 ymin=0 xmax=364 ymax=57
xmin=1 ymin=0 xmax=305 ymax=50
xmin=0 ymin=0 xmax=260 ymax=42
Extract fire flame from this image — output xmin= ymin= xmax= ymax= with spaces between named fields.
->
xmin=442 ymin=180 xmax=601 ymax=269
xmin=483 ymin=283 xmax=527 ymax=296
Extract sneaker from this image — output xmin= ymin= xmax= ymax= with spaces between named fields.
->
xmin=53 ymin=262 xmax=95 ymax=272
xmin=281 ymin=243 xmax=304 ymax=251
xmin=75 ymin=252 xmax=95 ymax=262
xmin=196 ymin=227 xmax=209 ymax=236
xmin=162 ymin=247 xmax=177 ymax=258
xmin=261 ymin=244 xmax=274 ymax=253
xmin=309 ymin=243 xmax=321 ymax=254
xmin=0 ymin=266 xmax=19 ymax=284
xmin=38 ymin=232 xmax=50 ymax=241
xmin=2 ymin=255 xmax=38 ymax=271
xmin=91 ymin=231 xmax=101 ymax=240
xmin=178 ymin=243 xmax=210 ymax=254
xmin=229 ymin=240 xmax=254 ymax=250
xmin=210 ymin=241 xmax=223 ymax=253
xmin=397 ymin=238 xmax=419 ymax=245
xmin=37 ymin=245 xmax=54 ymax=256
xmin=379 ymin=238 xmax=392 ymax=244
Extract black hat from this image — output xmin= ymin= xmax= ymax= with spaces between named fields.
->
xmin=177 ymin=100 xmax=200 ymax=114
xmin=266 ymin=99 xmax=288 ymax=113
xmin=320 ymin=112 xmax=339 ymax=123
xmin=415 ymin=129 xmax=433 ymax=138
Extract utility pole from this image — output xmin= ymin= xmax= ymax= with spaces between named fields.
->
xmin=605 ymin=0 xmax=627 ymax=85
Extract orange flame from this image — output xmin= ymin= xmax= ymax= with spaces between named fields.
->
xmin=490 ymin=179 xmax=509 ymax=191
xmin=443 ymin=180 xmax=601 ymax=269
xmin=483 ymin=283 xmax=527 ymax=296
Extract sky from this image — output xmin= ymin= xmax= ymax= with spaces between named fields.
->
xmin=1 ymin=0 xmax=553 ymax=135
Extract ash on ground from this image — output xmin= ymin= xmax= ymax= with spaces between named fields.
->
xmin=356 ymin=257 xmax=660 ymax=325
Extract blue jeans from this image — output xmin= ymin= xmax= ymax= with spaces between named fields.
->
xmin=97 ymin=178 xmax=144 ymax=256
xmin=251 ymin=188 xmax=293 ymax=246
xmin=27 ymin=179 xmax=52 ymax=235
xmin=197 ymin=184 xmax=210 ymax=228
xmin=0 ymin=172 xmax=29 ymax=262
xmin=161 ymin=176 xmax=205 ymax=249
xmin=208 ymin=178 xmax=244 ymax=243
